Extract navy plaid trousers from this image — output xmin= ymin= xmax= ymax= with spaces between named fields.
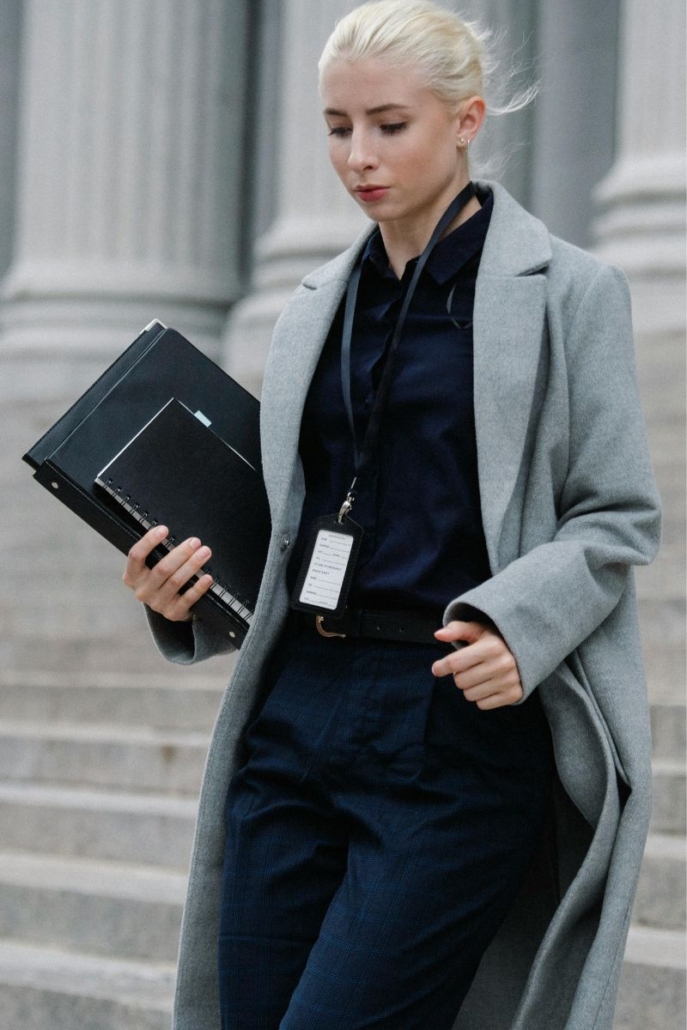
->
xmin=219 ymin=625 xmax=553 ymax=1029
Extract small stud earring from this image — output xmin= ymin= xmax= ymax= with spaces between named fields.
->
xmin=459 ymin=137 xmax=470 ymax=148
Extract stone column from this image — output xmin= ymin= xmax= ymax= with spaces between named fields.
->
xmin=0 ymin=0 xmax=248 ymax=400
xmin=593 ymin=0 xmax=686 ymax=333
xmin=0 ymin=0 xmax=22 ymax=283
xmin=528 ymin=0 xmax=619 ymax=248
xmin=1 ymin=0 xmax=248 ymax=671
xmin=456 ymin=0 xmax=538 ymax=210
xmin=223 ymin=0 xmax=367 ymax=397
xmin=593 ymin=7 xmax=686 ymax=1019
xmin=592 ymin=0 xmax=686 ymax=697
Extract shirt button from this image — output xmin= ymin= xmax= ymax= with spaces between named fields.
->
xmin=280 ymin=534 xmax=291 ymax=552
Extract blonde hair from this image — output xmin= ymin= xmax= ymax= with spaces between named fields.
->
xmin=318 ymin=0 xmax=536 ymax=118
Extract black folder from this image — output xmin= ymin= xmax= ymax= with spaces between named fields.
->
xmin=23 ymin=321 xmax=271 ymax=646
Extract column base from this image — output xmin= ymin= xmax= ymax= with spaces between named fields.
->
xmin=222 ymin=212 xmax=368 ymax=395
xmin=0 ymin=296 xmax=232 ymax=401
xmin=593 ymin=152 xmax=686 ymax=334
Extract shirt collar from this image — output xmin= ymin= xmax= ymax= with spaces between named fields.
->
xmin=362 ymin=186 xmax=494 ymax=285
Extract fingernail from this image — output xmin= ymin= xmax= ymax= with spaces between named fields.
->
xmin=197 ymin=546 xmax=211 ymax=559
xmin=188 ymin=537 xmax=200 ymax=548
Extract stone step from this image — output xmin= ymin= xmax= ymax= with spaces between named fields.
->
xmin=636 ymin=547 xmax=685 ymax=601
xmin=0 ymin=721 xmax=208 ymax=795
xmin=650 ymin=703 xmax=687 ymax=761
xmin=0 ymin=852 xmax=185 ymax=962
xmin=638 ymin=598 xmax=685 ymax=706
xmin=0 ymin=782 xmax=197 ymax=868
xmin=1 ymin=627 xmax=236 ymax=678
xmin=634 ymin=833 xmax=686 ymax=931
xmin=0 ymin=938 xmax=174 ymax=1030
xmin=0 ymin=670 xmax=224 ymax=731
xmin=651 ymin=758 xmax=686 ymax=835
xmin=615 ymin=926 xmax=686 ymax=1030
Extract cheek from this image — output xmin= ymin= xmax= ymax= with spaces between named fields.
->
xmin=327 ymin=142 xmax=349 ymax=179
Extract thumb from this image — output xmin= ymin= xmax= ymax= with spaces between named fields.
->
xmin=434 ymin=620 xmax=484 ymax=645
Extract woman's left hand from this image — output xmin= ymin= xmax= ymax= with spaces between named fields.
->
xmin=431 ymin=621 xmax=523 ymax=709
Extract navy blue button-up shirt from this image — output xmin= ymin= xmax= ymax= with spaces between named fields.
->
xmin=288 ymin=187 xmax=494 ymax=615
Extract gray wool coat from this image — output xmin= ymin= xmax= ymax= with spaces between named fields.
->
xmin=147 ymin=181 xmax=661 ymax=1030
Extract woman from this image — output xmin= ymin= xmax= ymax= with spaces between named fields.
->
xmin=123 ymin=3 xmax=661 ymax=1028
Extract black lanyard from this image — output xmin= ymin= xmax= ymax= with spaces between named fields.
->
xmin=337 ymin=181 xmax=476 ymax=521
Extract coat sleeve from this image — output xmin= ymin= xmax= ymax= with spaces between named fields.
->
xmin=144 ymin=606 xmax=237 ymax=665
xmin=443 ymin=263 xmax=661 ymax=698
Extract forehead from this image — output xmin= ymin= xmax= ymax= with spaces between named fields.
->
xmin=321 ymin=57 xmax=431 ymax=114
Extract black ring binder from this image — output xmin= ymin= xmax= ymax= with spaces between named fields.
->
xmin=23 ymin=323 xmax=271 ymax=648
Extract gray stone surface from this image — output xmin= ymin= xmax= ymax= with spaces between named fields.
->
xmin=634 ymin=834 xmax=686 ymax=930
xmin=650 ymin=703 xmax=687 ymax=761
xmin=0 ymin=721 xmax=209 ymax=794
xmin=616 ymin=927 xmax=687 ymax=1030
xmin=0 ymin=852 xmax=185 ymax=961
xmin=0 ymin=671 xmax=225 ymax=730
xmin=0 ymin=939 xmax=174 ymax=1030
xmin=0 ymin=783 xmax=197 ymax=867
xmin=651 ymin=759 xmax=687 ymax=835
xmin=0 ymin=982 xmax=172 ymax=1030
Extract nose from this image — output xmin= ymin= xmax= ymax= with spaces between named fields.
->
xmin=347 ymin=128 xmax=377 ymax=172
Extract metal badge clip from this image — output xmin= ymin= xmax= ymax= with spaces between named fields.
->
xmin=316 ymin=614 xmax=346 ymax=639
xmin=337 ymin=492 xmax=355 ymax=523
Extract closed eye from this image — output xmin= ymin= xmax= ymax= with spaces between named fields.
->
xmin=380 ymin=122 xmax=407 ymax=135
xmin=327 ymin=125 xmax=351 ymax=138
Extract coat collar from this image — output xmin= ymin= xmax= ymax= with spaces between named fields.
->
xmin=299 ymin=181 xmax=552 ymax=287
xmin=471 ymin=183 xmax=551 ymax=569
xmin=261 ymin=181 xmax=552 ymax=572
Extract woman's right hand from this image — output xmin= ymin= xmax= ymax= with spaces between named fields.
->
xmin=123 ymin=525 xmax=214 ymax=622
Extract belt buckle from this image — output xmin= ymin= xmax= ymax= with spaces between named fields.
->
xmin=315 ymin=614 xmax=346 ymax=639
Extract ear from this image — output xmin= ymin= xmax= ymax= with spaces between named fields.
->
xmin=454 ymin=95 xmax=486 ymax=146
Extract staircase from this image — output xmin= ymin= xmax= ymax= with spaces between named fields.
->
xmin=616 ymin=698 xmax=687 ymax=1029
xmin=0 ymin=667 xmax=228 ymax=1029
xmin=1 ymin=380 xmax=684 ymax=1030
xmin=0 ymin=669 xmax=682 ymax=1030
xmin=615 ymin=320 xmax=687 ymax=1030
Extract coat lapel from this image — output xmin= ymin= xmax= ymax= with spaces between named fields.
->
xmin=260 ymin=182 xmax=552 ymax=571
xmin=472 ymin=183 xmax=551 ymax=572
xmin=259 ymin=233 xmax=370 ymax=523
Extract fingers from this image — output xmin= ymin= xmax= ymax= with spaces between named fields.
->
xmin=431 ymin=622 xmax=487 ymax=678
xmin=431 ymin=625 xmax=523 ymax=709
xmin=152 ymin=569 xmax=215 ymax=623
xmin=123 ymin=525 xmax=169 ymax=585
xmin=471 ymin=686 xmax=523 ymax=710
xmin=140 ymin=538 xmax=210 ymax=599
xmin=123 ymin=528 xmax=215 ymax=622
xmin=434 ymin=620 xmax=481 ymax=646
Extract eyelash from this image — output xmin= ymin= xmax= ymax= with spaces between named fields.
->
xmin=327 ymin=122 xmax=408 ymax=138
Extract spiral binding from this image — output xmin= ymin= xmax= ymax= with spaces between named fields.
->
xmin=97 ymin=476 xmax=253 ymax=625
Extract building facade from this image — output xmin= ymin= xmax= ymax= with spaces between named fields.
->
xmin=0 ymin=2 xmax=684 ymax=1027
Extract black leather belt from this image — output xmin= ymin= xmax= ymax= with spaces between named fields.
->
xmin=289 ymin=609 xmax=442 ymax=645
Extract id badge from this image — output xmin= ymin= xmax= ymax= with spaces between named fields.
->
xmin=290 ymin=513 xmax=363 ymax=619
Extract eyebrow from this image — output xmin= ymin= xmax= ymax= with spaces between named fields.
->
xmin=323 ymin=103 xmax=411 ymax=117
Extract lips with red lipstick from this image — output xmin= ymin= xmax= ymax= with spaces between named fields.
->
xmin=355 ymin=185 xmax=389 ymax=203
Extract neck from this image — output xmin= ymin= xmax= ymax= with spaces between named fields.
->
xmin=380 ymin=186 xmax=482 ymax=279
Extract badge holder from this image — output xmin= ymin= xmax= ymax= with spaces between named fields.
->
xmin=290 ymin=182 xmax=477 ymax=627
xmin=290 ymin=493 xmax=363 ymax=620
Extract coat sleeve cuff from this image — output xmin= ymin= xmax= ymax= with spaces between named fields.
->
xmin=444 ymin=563 xmax=578 ymax=702
xmin=144 ymin=606 xmax=237 ymax=665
